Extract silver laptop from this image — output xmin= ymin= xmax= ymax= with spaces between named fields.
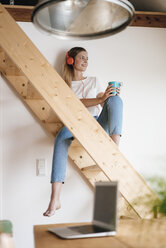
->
xmin=48 ymin=181 xmax=119 ymax=239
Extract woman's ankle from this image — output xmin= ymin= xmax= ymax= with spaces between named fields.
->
xmin=110 ymin=134 xmax=120 ymax=146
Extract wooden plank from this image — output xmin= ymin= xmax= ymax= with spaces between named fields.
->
xmin=69 ymin=139 xmax=95 ymax=169
xmin=0 ymin=48 xmax=5 ymax=73
xmin=25 ymin=99 xmax=63 ymax=124
xmin=131 ymin=11 xmax=166 ymax=28
xmin=6 ymin=76 xmax=28 ymax=97
xmin=3 ymin=4 xmax=33 ymax=22
xmin=25 ymin=99 xmax=52 ymax=122
xmin=46 ymin=109 xmax=61 ymax=123
xmin=0 ymin=51 xmax=22 ymax=76
xmin=0 ymin=51 xmax=62 ymax=136
xmin=26 ymin=83 xmax=42 ymax=99
xmin=44 ymin=122 xmax=63 ymax=136
xmin=0 ymin=50 xmax=41 ymax=99
xmin=2 ymin=4 xmax=166 ymax=28
xmin=0 ymin=4 xmax=158 ymax=218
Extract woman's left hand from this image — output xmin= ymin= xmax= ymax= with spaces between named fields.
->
xmin=116 ymin=87 xmax=121 ymax=95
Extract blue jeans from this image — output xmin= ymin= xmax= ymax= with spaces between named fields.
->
xmin=51 ymin=95 xmax=123 ymax=183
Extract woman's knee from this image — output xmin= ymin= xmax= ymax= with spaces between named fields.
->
xmin=106 ymin=95 xmax=123 ymax=110
xmin=107 ymin=95 xmax=122 ymax=104
xmin=55 ymin=127 xmax=73 ymax=145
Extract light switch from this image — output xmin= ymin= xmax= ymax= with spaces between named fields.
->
xmin=36 ymin=159 xmax=47 ymax=176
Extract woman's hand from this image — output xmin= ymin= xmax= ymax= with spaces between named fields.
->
xmin=81 ymin=85 xmax=121 ymax=108
xmin=116 ymin=87 xmax=121 ymax=95
xmin=98 ymin=85 xmax=117 ymax=103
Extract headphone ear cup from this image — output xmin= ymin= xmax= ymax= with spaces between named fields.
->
xmin=67 ymin=57 xmax=74 ymax=65
xmin=66 ymin=52 xmax=74 ymax=65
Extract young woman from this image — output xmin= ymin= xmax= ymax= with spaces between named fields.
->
xmin=43 ymin=47 xmax=123 ymax=217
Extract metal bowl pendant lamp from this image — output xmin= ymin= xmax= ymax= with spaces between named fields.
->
xmin=32 ymin=0 xmax=135 ymax=39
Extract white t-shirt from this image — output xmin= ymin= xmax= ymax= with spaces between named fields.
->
xmin=71 ymin=77 xmax=103 ymax=116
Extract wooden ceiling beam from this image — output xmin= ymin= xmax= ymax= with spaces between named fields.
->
xmin=3 ymin=4 xmax=166 ymax=28
xmin=131 ymin=11 xmax=166 ymax=28
xmin=3 ymin=4 xmax=33 ymax=22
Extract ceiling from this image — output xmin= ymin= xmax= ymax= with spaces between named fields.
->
xmin=0 ymin=0 xmax=166 ymax=12
xmin=129 ymin=0 xmax=166 ymax=12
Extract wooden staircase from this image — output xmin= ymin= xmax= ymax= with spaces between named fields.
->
xmin=0 ymin=4 xmax=158 ymax=219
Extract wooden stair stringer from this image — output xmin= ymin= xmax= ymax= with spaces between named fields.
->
xmin=0 ymin=4 xmax=158 ymax=219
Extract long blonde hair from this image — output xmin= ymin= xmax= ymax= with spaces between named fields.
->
xmin=62 ymin=47 xmax=86 ymax=87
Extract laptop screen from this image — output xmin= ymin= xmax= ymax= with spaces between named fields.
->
xmin=93 ymin=182 xmax=118 ymax=230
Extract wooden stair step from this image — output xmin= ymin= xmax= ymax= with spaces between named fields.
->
xmin=44 ymin=122 xmax=63 ymax=136
xmin=81 ymin=165 xmax=100 ymax=172
xmin=0 ymin=47 xmax=5 ymax=73
xmin=0 ymin=51 xmax=22 ymax=76
xmin=69 ymin=139 xmax=95 ymax=169
xmin=79 ymin=162 xmax=139 ymax=219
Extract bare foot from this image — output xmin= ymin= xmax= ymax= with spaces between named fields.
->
xmin=43 ymin=182 xmax=62 ymax=217
xmin=43 ymin=199 xmax=61 ymax=217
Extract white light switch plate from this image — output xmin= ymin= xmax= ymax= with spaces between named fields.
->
xmin=36 ymin=159 xmax=47 ymax=176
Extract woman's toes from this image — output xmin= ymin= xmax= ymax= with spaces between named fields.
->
xmin=43 ymin=210 xmax=54 ymax=217
xmin=43 ymin=203 xmax=61 ymax=217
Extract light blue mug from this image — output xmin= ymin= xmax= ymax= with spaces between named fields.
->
xmin=108 ymin=81 xmax=122 ymax=95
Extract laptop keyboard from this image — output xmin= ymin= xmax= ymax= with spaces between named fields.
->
xmin=68 ymin=225 xmax=110 ymax=234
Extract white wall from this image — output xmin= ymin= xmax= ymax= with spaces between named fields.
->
xmin=0 ymin=22 xmax=166 ymax=248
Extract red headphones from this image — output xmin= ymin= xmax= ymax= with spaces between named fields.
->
xmin=66 ymin=52 xmax=74 ymax=65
